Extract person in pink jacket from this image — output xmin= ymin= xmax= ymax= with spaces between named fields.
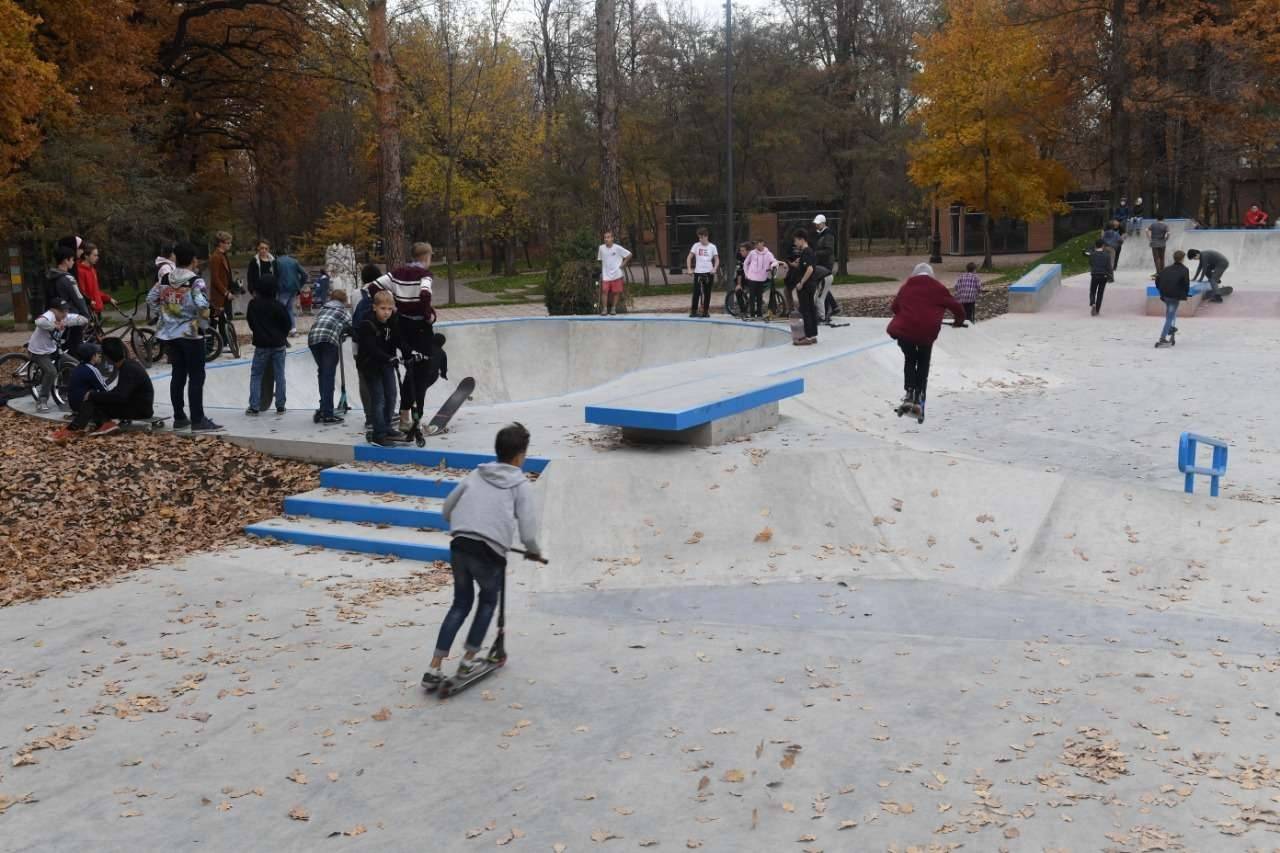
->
xmin=742 ymin=239 xmax=779 ymax=319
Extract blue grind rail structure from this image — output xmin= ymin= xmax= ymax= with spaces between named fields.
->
xmin=244 ymin=446 xmax=550 ymax=562
xmin=1179 ymin=432 xmax=1228 ymax=497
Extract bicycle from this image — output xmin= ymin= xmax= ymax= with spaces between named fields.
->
xmin=210 ymin=305 xmax=240 ymax=360
xmin=0 ymin=343 xmax=79 ymax=409
xmin=86 ymin=302 xmax=159 ymax=368
xmin=724 ymin=271 xmax=785 ymax=320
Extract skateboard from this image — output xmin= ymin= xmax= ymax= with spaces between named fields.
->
xmin=436 ymin=648 xmax=507 ymax=699
xmin=119 ymin=416 xmax=168 ymax=434
xmin=1205 ymin=285 xmax=1233 ymax=303
xmin=426 ymin=377 xmax=476 ymax=436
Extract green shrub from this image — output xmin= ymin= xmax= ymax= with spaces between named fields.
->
xmin=544 ymin=227 xmax=600 ymax=315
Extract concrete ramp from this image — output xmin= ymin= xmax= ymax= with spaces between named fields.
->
xmin=1116 ymin=221 xmax=1280 ymax=288
xmin=533 ymin=447 xmax=1280 ymax=621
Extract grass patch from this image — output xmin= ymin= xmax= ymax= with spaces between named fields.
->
xmin=0 ymin=314 xmax=14 ymax=332
xmin=464 ymin=273 xmax=544 ymax=294
xmin=832 ymin=273 xmax=896 ymax=286
xmin=990 ymin=232 xmax=1097 ymax=284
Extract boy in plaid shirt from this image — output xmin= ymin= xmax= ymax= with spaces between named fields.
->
xmin=308 ymin=288 xmax=351 ymax=424
xmin=954 ymin=263 xmax=981 ymax=324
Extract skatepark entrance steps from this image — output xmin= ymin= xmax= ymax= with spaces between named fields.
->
xmin=244 ymin=446 xmax=550 ymax=563
xmin=584 ymin=375 xmax=804 ymax=446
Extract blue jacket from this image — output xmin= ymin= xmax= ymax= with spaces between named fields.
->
xmin=274 ymin=255 xmax=307 ymax=296
xmin=69 ymin=363 xmax=106 ymax=412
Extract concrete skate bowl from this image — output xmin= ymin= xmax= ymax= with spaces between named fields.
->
xmin=187 ymin=317 xmax=790 ymax=411
xmin=530 ymin=447 xmax=1280 ymax=624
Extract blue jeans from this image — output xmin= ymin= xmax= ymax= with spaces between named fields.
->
xmin=363 ymin=365 xmax=397 ymax=438
xmin=249 ymin=346 xmax=286 ymax=410
xmin=434 ymin=538 xmax=505 ymax=657
xmin=310 ymin=342 xmax=339 ymax=417
xmin=1161 ymin=298 xmax=1179 ymax=338
xmin=166 ymin=338 xmax=206 ymax=423
xmin=277 ymin=291 xmax=295 ymax=329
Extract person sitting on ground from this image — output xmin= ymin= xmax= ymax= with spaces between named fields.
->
xmin=354 ymin=290 xmax=403 ymax=446
xmin=1084 ymin=239 xmax=1114 ymax=316
xmin=67 ymin=342 xmax=109 ymax=418
xmin=1186 ymin=248 xmax=1229 ymax=293
xmin=308 ymin=288 xmax=351 ymax=425
xmin=421 ymin=422 xmax=542 ymax=691
xmin=1154 ymin=250 xmax=1190 ymax=349
xmin=953 ymin=262 xmax=982 ymax=324
xmin=246 ymin=279 xmax=291 ymax=416
xmin=1244 ymin=204 xmax=1269 ymax=229
xmin=27 ymin=298 xmax=89 ymax=413
xmin=48 ymin=338 xmax=155 ymax=442
xmin=149 ymin=242 xmax=221 ymax=432
xmin=886 ymin=263 xmax=967 ymax=414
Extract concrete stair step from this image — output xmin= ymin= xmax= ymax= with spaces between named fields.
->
xmin=319 ymin=465 xmax=463 ymax=498
xmin=284 ymin=489 xmax=447 ymax=530
xmin=244 ymin=516 xmax=453 ymax=562
xmin=354 ymin=444 xmax=551 ymax=473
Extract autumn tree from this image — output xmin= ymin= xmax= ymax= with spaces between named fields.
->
xmin=909 ymin=0 xmax=1071 ymax=269
xmin=0 ymin=1 xmax=58 ymax=231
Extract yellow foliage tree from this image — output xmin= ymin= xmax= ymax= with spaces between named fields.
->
xmin=909 ymin=0 xmax=1071 ymax=269
xmin=0 ymin=1 xmax=59 ymax=228
xmin=295 ymin=201 xmax=380 ymax=263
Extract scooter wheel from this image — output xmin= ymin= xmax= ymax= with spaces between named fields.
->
xmin=415 ymin=436 xmax=426 ymax=448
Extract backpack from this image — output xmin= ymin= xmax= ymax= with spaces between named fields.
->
xmin=352 ymin=288 xmax=373 ymax=330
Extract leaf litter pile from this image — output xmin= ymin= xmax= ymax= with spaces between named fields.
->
xmin=0 ymin=408 xmax=319 ymax=605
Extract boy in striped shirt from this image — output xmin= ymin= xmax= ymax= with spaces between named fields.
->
xmin=954 ymin=263 xmax=981 ymax=324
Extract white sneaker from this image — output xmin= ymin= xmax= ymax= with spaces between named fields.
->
xmin=36 ymin=402 xmax=49 ymax=413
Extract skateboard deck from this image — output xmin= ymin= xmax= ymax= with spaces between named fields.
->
xmin=426 ymin=377 xmax=476 ymax=436
xmin=1205 ymin=285 xmax=1233 ymax=302
xmin=437 ymin=654 xmax=506 ymax=699
xmin=119 ymin=417 xmax=168 ymax=434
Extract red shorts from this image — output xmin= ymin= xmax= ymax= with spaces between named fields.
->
xmin=601 ymin=277 xmax=624 ymax=294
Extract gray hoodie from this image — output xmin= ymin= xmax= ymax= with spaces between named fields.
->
xmin=442 ymin=462 xmax=540 ymax=559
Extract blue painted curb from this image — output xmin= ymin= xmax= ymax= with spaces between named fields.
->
xmin=319 ymin=467 xmax=459 ymax=498
xmin=245 ymin=524 xmax=451 ymax=562
xmin=586 ymin=377 xmax=804 ymax=431
xmin=354 ymin=445 xmax=550 ymax=473
xmin=284 ymin=496 xmax=447 ymax=530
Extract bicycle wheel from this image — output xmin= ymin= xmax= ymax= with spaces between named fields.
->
xmin=0 ymin=352 xmax=35 ymax=397
xmin=225 ymin=320 xmax=241 ymax=358
xmin=767 ymin=288 xmax=785 ymax=318
xmin=204 ymin=329 xmax=222 ymax=361
xmin=131 ymin=327 xmax=158 ymax=368
xmin=723 ymin=288 xmax=740 ymax=318
xmin=51 ymin=361 xmax=72 ymax=408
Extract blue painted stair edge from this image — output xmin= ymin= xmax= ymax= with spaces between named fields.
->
xmin=320 ymin=468 xmax=458 ymax=498
xmin=354 ymin=445 xmax=551 ymax=473
xmin=244 ymin=524 xmax=451 ymax=562
xmin=284 ymin=495 xmax=447 ymax=530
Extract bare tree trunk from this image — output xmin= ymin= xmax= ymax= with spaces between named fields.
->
xmin=595 ymin=0 xmax=622 ymax=235
xmin=1106 ymin=0 xmax=1129 ymax=211
xmin=368 ymin=0 xmax=406 ymax=268
xmin=982 ymin=142 xmax=994 ymax=272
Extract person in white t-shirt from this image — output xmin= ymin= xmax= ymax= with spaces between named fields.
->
xmin=597 ymin=230 xmax=633 ymax=316
xmin=683 ymin=227 xmax=720 ymax=318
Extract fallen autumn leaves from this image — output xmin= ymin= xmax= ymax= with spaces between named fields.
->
xmin=0 ymin=408 xmax=319 ymax=606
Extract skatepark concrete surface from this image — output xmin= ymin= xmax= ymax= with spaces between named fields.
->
xmin=7 ymin=297 xmax=1280 ymax=850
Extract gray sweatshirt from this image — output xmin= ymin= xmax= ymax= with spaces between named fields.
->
xmin=442 ymin=463 xmax=540 ymax=558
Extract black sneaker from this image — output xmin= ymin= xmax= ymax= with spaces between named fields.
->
xmin=688 ymin=312 xmax=698 ymax=318
xmin=320 ymin=415 xmax=344 ymax=425
xmin=190 ymin=418 xmax=224 ymax=433
xmin=421 ymin=668 xmax=445 ymax=692
xmin=275 ymin=406 xmax=286 ymax=415
xmin=245 ymin=407 xmax=259 ymax=416
xmin=172 ymin=416 xmax=191 ymax=429
xmin=375 ymin=436 xmax=399 ymax=447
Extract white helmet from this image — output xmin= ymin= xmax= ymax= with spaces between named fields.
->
xmin=813 ymin=214 xmax=827 ymax=225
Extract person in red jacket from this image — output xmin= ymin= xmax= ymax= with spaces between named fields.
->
xmin=1244 ymin=204 xmax=1270 ymax=228
xmin=886 ymin=263 xmax=967 ymax=416
xmin=76 ymin=243 xmax=115 ymax=317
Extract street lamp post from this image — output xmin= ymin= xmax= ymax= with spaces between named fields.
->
xmin=725 ymin=0 xmax=733 ymax=280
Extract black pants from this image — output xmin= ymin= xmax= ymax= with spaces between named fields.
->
xmin=798 ymin=283 xmax=819 ymax=339
xmin=824 ymin=291 xmax=839 ymax=318
xmin=691 ymin=273 xmax=714 ymax=315
xmin=72 ymin=397 xmax=152 ymax=430
xmin=898 ymin=340 xmax=933 ymax=397
xmin=962 ymin=302 xmax=976 ymax=323
xmin=1152 ymin=246 xmax=1165 ymax=272
xmin=746 ymin=279 xmax=766 ymax=316
xmin=398 ymin=318 xmax=438 ymax=415
xmin=166 ymin=338 xmax=206 ymax=423
xmin=1089 ymin=274 xmax=1108 ymax=310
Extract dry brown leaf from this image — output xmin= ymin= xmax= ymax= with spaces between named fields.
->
xmin=286 ymin=769 xmax=308 ymax=785
xmin=590 ymin=828 xmax=619 ymax=842
xmin=288 ymin=805 xmax=310 ymax=821
xmin=754 ymin=527 xmax=774 ymax=543
xmin=722 ymin=769 xmax=745 ymax=783
xmin=371 ymin=707 xmax=392 ymax=722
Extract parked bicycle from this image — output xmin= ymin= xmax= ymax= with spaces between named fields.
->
xmin=0 ymin=342 xmax=79 ymax=409
xmin=86 ymin=302 xmax=159 ymax=368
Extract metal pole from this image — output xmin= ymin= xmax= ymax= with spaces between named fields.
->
xmin=725 ymin=0 xmax=734 ymax=282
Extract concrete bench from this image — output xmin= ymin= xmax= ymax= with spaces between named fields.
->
xmin=1145 ymin=282 xmax=1208 ymax=316
xmin=585 ymin=375 xmax=804 ymax=446
xmin=1007 ymin=263 xmax=1062 ymax=313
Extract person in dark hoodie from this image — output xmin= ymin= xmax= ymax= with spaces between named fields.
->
xmin=246 ymin=278 xmax=292 ymax=415
xmin=1084 ymin=239 xmax=1114 ymax=316
xmin=354 ymin=290 xmax=402 ymax=446
xmin=421 ymin=423 xmax=542 ymax=690
xmin=1154 ymin=250 xmax=1191 ymax=348
xmin=886 ymin=262 xmax=967 ymax=416
xmin=45 ymin=245 xmax=90 ymax=353
xmin=48 ymin=338 xmax=155 ymax=442
xmin=371 ymin=241 xmax=437 ymax=432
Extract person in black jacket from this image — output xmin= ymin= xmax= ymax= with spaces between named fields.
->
xmin=246 ymin=282 xmax=292 ymax=414
xmin=811 ymin=215 xmax=839 ymax=319
xmin=48 ymin=337 xmax=155 ymax=443
xmin=1084 ymin=239 xmax=1114 ymax=316
xmin=1154 ymin=250 xmax=1190 ymax=348
xmin=355 ymin=290 xmax=402 ymax=445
